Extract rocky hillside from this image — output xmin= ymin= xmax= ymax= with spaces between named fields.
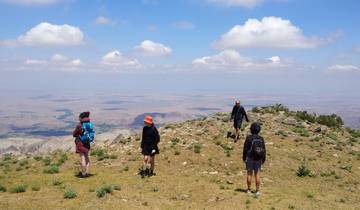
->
xmin=0 ymin=106 xmax=359 ymax=210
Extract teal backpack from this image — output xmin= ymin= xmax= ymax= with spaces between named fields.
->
xmin=80 ymin=122 xmax=95 ymax=143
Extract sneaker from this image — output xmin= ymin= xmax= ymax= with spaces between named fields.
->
xmin=148 ymin=170 xmax=156 ymax=177
xmin=246 ymin=189 xmax=251 ymax=194
xmin=255 ymin=191 xmax=261 ymax=197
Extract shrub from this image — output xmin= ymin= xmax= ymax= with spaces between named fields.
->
xmin=275 ymin=130 xmax=288 ymax=137
xmin=57 ymin=153 xmax=68 ymax=166
xmin=91 ymin=148 xmax=110 ymax=161
xmin=42 ymin=156 xmax=51 ymax=166
xmin=340 ymin=164 xmax=352 ymax=172
xmin=123 ymin=165 xmax=129 ymax=171
xmin=31 ymin=185 xmax=40 ymax=191
xmin=316 ymin=114 xmax=343 ymax=128
xmin=64 ymin=188 xmax=77 ymax=199
xmin=109 ymin=154 xmax=118 ymax=159
xmin=171 ymin=138 xmax=180 ymax=146
xmin=252 ymin=107 xmax=261 ymax=113
xmin=33 ymin=156 xmax=42 ymax=161
xmin=19 ymin=159 xmax=29 ymax=166
xmin=174 ymin=150 xmax=181 ymax=155
xmin=43 ymin=164 xmax=59 ymax=174
xmin=52 ymin=179 xmax=63 ymax=186
xmin=10 ymin=184 xmax=27 ymax=193
xmin=346 ymin=128 xmax=360 ymax=138
xmin=297 ymin=160 xmax=311 ymax=177
xmin=96 ymin=184 xmax=114 ymax=198
xmin=194 ymin=143 xmax=202 ymax=154
xmin=3 ymin=154 xmax=12 ymax=161
xmin=0 ymin=184 xmax=6 ymax=192
xmin=295 ymin=111 xmax=317 ymax=123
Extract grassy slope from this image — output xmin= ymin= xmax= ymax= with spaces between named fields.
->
xmin=0 ymin=111 xmax=359 ymax=210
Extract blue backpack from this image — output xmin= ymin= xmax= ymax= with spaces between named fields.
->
xmin=80 ymin=122 xmax=95 ymax=143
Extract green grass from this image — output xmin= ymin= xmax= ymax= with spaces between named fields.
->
xmin=96 ymin=184 xmax=114 ymax=198
xmin=43 ymin=165 xmax=59 ymax=174
xmin=31 ymin=185 xmax=40 ymax=191
xmin=0 ymin=184 xmax=6 ymax=192
xmin=194 ymin=143 xmax=202 ymax=154
xmin=42 ymin=156 xmax=51 ymax=166
xmin=10 ymin=184 xmax=27 ymax=193
xmin=64 ymin=188 xmax=77 ymax=199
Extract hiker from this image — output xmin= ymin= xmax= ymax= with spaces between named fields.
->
xmin=73 ymin=111 xmax=95 ymax=178
xmin=140 ymin=115 xmax=160 ymax=178
xmin=230 ymin=100 xmax=249 ymax=142
xmin=243 ymin=122 xmax=266 ymax=197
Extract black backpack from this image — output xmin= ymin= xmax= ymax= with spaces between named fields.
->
xmin=250 ymin=138 xmax=265 ymax=161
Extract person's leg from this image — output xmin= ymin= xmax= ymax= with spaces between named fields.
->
xmin=247 ymin=170 xmax=253 ymax=191
xmin=85 ymin=153 xmax=90 ymax=174
xmin=150 ymin=155 xmax=155 ymax=174
xmin=143 ymin=155 xmax=149 ymax=170
xmin=80 ymin=153 xmax=86 ymax=175
xmin=255 ymin=170 xmax=261 ymax=193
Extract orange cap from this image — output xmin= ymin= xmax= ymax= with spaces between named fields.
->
xmin=144 ymin=115 xmax=153 ymax=124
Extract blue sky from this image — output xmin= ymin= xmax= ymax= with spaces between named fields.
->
xmin=0 ymin=0 xmax=359 ymax=93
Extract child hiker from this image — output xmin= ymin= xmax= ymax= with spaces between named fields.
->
xmin=140 ymin=115 xmax=160 ymax=178
xmin=243 ymin=122 xmax=266 ymax=197
xmin=73 ymin=111 xmax=95 ymax=178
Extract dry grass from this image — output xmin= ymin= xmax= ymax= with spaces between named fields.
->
xmin=0 ymin=111 xmax=359 ymax=209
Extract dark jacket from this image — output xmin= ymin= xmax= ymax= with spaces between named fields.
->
xmin=242 ymin=134 xmax=266 ymax=163
xmin=231 ymin=105 xmax=249 ymax=122
xmin=141 ymin=125 xmax=160 ymax=154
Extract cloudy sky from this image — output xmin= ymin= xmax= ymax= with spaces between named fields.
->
xmin=0 ymin=0 xmax=359 ymax=93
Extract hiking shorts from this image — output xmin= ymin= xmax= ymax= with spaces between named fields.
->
xmin=75 ymin=139 xmax=90 ymax=155
xmin=246 ymin=158 xmax=262 ymax=172
xmin=233 ymin=119 xmax=243 ymax=129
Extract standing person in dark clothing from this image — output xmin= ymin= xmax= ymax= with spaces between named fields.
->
xmin=231 ymin=100 xmax=249 ymax=142
xmin=140 ymin=115 xmax=160 ymax=178
xmin=242 ymin=122 xmax=266 ymax=197
xmin=73 ymin=111 xmax=95 ymax=178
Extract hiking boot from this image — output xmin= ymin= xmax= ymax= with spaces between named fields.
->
xmin=148 ymin=170 xmax=156 ymax=177
xmin=255 ymin=191 xmax=261 ymax=197
xmin=79 ymin=173 xmax=88 ymax=178
xmin=138 ymin=169 xmax=146 ymax=178
xmin=246 ymin=189 xmax=251 ymax=194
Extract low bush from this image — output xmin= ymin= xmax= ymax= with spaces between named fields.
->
xmin=96 ymin=184 xmax=115 ymax=198
xmin=297 ymin=160 xmax=311 ymax=177
xmin=194 ymin=143 xmax=202 ymax=154
xmin=42 ymin=156 xmax=51 ymax=166
xmin=0 ymin=184 xmax=6 ymax=192
xmin=52 ymin=179 xmax=63 ymax=186
xmin=19 ymin=159 xmax=29 ymax=166
xmin=10 ymin=184 xmax=27 ymax=193
xmin=31 ymin=185 xmax=40 ymax=191
xmin=33 ymin=156 xmax=43 ymax=161
xmin=64 ymin=188 xmax=77 ymax=199
xmin=316 ymin=114 xmax=343 ymax=128
xmin=43 ymin=164 xmax=59 ymax=174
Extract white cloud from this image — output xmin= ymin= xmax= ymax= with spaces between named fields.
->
xmin=328 ymin=64 xmax=360 ymax=73
xmin=192 ymin=49 xmax=286 ymax=71
xmin=101 ymin=50 xmax=141 ymax=69
xmin=207 ymin=0 xmax=263 ymax=8
xmin=171 ymin=21 xmax=195 ymax=29
xmin=134 ymin=40 xmax=172 ymax=57
xmin=93 ymin=16 xmax=111 ymax=25
xmin=2 ymin=0 xmax=60 ymax=6
xmin=213 ymin=16 xmax=318 ymax=49
xmin=24 ymin=59 xmax=47 ymax=65
xmin=51 ymin=53 xmax=69 ymax=62
xmin=17 ymin=22 xmax=84 ymax=47
xmin=23 ymin=54 xmax=83 ymax=71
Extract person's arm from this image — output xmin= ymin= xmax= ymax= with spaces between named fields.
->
xmin=140 ymin=128 xmax=145 ymax=149
xmin=150 ymin=128 xmax=158 ymax=154
xmin=243 ymin=136 xmax=250 ymax=162
xmin=262 ymin=138 xmax=266 ymax=164
xmin=242 ymin=107 xmax=249 ymax=122
xmin=73 ymin=124 xmax=82 ymax=137
xmin=231 ymin=106 xmax=236 ymax=120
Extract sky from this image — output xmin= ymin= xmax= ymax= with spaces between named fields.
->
xmin=0 ymin=0 xmax=359 ymax=94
